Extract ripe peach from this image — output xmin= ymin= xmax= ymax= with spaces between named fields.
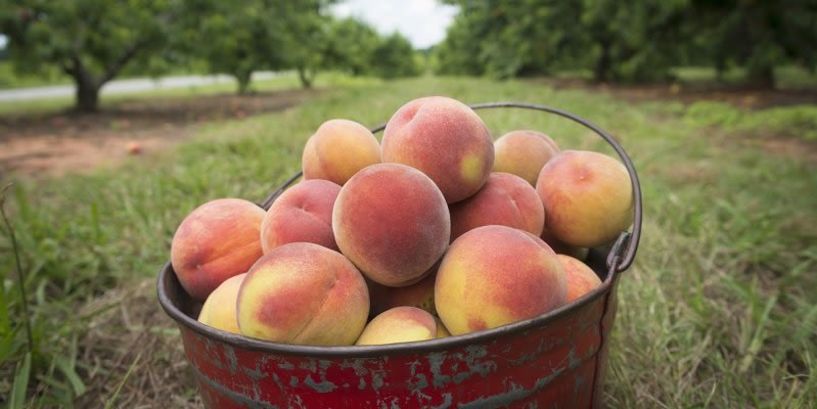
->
xmin=435 ymin=317 xmax=451 ymax=338
xmin=171 ymin=198 xmax=264 ymax=300
xmin=381 ymin=96 xmax=494 ymax=203
xmin=541 ymin=227 xmax=589 ymax=260
xmin=236 ymin=243 xmax=369 ymax=345
xmin=333 ymin=163 xmax=450 ymax=287
xmin=302 ymin=119 xmax=381 ymax=185
xmin=557 ymin=255 xmax=602 ymax=302
xmin=368 ymin=264 xmax=438 ymax=317
xmin=536 ymin=150 xmax=633 ymax=248
xmin=355 ymin=307 xmax=437 ymax=346
xmin=449 ymin=172 xmax=545 ymax=241
xmin=260 ymin=179 xmax=341 ymax=253
xmin=435 ymin=225 xmax=567 ymax=335
xmin=197 ymin=273 xmax=246 ymax=334
xmin=493 ymin=130 xmax=559 ymax=185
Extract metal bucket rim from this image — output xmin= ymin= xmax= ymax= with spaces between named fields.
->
xmin=157 ymin=261 xmax=618 ymax=358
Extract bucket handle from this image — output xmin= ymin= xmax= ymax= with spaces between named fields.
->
xmin=260 ymin=101 xmax=642 ymax=274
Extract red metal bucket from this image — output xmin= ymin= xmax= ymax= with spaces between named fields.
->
xmin=158 ymin=102 xmax=643 ymax=408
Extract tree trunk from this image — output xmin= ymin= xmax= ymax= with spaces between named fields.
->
xmin=748 ymin=65 xmax=775 ymax=88
xmin=74 ymin=75 xmax=100 ymax=113
xmin=236 ymin=71 xmax=253 ymax=95
xmin=593 ymin=40 xmax=612 ymax=83
xmin=297 ymin=66 xmax=314 ymax=89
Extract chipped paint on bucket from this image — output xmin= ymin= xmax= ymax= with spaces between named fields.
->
xmin=158 ymin=261 xmax=620 ymax=408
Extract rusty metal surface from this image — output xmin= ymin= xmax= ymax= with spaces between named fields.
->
xmin=158 ymin=260 xmax=619 ymax=408
xmin=177 ymin=279 xmax=616 ymax=408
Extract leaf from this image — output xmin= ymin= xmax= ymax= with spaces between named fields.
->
xmin=10 ymin=352 xmax=32 ymax=409
xmin=55 ymin=356 xmax=87 ymax=397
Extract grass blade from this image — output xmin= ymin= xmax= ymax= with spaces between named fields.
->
xmin=104 ymin=350 xmax=143 ymax=409
xmin=10 ymin=352 xmax=32 ymax=409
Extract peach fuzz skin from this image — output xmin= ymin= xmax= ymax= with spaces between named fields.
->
xmin=260 ymin=179 xmax=341 ymax=253
xmin=236 ymin=243 xmax=369 ymax=346
xmin=536 ymin=150 xmax=633 ymax=248
xmin=435 ymin=225 xmax=567 ymax=336
xmin=557 ymin=255 xmax=602 ymax=302
xmin=302 ymin=119 xmax=381 ymax=185
xmin=197 ymin=273 xmax=246 ymax=334
xmin=171 ymin=198 xmax=265 ymax=301
xmin=493 ymin=130 xmax=560 ymax=185
xmin=381 ymin=96 xmax=494 ymax=203
xmin=449 ymin=172 xmax=545 ymax=241
xmin=355 ymin=307 xmax=437 ymax=346
xmin=333 ymin=163 xmax=450 ymax=287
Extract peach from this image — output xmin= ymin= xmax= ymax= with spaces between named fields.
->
xmin=449 ymin=172 xmax=545 ymax=241
xmin=260 ymin=179 xmax=341 ymax=253
xmin=171 ymin=198 xmax=265 ymax=300
xmin=368 ymin=265 xmax=438 ymax=317
xmin=302 ymin=119 xmax=381 ymax=185
xmin=435 ymin=225 xmax=567 ymax=335
xmin=493 ymin=130 xmax=559 ymax=185
xmin=435 ymin=317 xmax=451 ymax=338
xmin=541 ymin=227 xmax=589 ymax=260
xmin=198 ymin=273 xmax=246 ymax=334
xmin=236 ymin=243 xmax=369 ymax=345
xmin=557 ymin=255 xmax=602 ymax=302
xmin=355 ymin=307 xmax=437 ymax=346
xmin=536 ymin=150 xmax=633 ymax=248
xmin=381 ymin=96 xmax=494 ymax=203
xmin=333 ymin=163 xmax=450 ymax=287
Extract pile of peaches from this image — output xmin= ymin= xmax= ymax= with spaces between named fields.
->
xmin=170 ymin=96 xmax=633 ymax=346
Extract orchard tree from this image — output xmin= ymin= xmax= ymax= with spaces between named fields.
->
xmin=690 ymin=0 xmax=817 ymax=87
xmin=279 ymin=0 xmax=334 ymax=89
xmin=0 ymin=0 xmax=187 ymax=112
xmin=370 ymin=33 xmax=420 ymax=79
xmin=190 ymin=0 xmax=288 ymax=94
xmin=434 ymin=1 xmax=589 ymax=79
xmin=580 ymin=0 xmax=689 ymax=82
xmin=323 ymin=18 xmax=380 ymax=76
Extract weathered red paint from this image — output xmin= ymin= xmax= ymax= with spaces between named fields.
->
xmin=159 ymin=261 xmax=620 ymax=409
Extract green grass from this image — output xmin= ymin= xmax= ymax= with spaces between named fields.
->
xmin=1 ymin=76 xmax=815 ymax=407
xmin=673 ymin=65 xmax=817 ymax=89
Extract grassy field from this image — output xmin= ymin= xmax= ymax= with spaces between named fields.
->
xmin=1 ymin=76 xmax=815 ymax=407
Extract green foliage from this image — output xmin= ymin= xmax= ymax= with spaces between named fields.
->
xmin=185 ymin=0 xmax=289 ymax=94
xmin=277 ymin=0 xmax=334 ymax=89
xmin=435 ymin=0 xmax=685 ymax=81
xmin=690 ymin=0 xmax=817 ymax=86
xmin=369 ymin=33 xmax=420 ymax=79
xmin=436 ymin=0 xmax=817 ymax=86
xmin=0 ymin=0 xmax=188 ymax=111
xmin=323 ymin=18 xmax=381 ymax=76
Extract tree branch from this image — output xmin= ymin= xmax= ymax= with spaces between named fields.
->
xmin=99 ymin=40 xmax=145 ymax=85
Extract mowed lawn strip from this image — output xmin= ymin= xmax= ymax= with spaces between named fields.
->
xmin=0 ymin=76 xmax=815 ymax=407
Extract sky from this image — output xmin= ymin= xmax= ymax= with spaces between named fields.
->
xmin=331 ymin=0 xmax=459 ymax=49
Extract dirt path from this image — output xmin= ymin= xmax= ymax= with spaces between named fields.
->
xmin=0 ymin=89 xmax=316 ymax=178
